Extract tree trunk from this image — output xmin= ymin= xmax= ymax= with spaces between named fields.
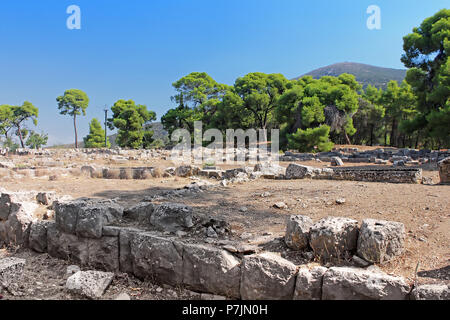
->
xmin=369 ymin=125 xmax=374 ymax=146
xmin=73 ymin=114 xmax=78 ymax=149
xmin=17 ymin=126 xmax=25 ymax=148
xmin=390 ymin=118 xmax=397 ymax=147
xmin=344 ymin=131 xmax=351 ymax=145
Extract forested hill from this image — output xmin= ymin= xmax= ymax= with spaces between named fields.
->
xmin=296 ymin=62 xmax=407 ymax=89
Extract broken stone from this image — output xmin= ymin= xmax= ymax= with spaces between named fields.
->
xmin=411 ymin=284 xmax=450 ymax=300
xmin=0 ymin=257 xmax=26 ymax=289
xmin=357 ymin=219 xmax=405 ymax=264
xmin=293 ymin=266 xmax=328 ymax=300
xmin=285 ymin=164 xmax=315 ymax=179
xmin=66 ymin=270 xmax=114 ymax=299
xmin=309 ymin=217 xmax=359 ymax=261
xmin=66 ymin=265 xmax=81 ymax=276
xmin=321 ymin=267 xmax=410 ymax=300
xmin=124 ymin=202 xmax=155 ymax=224
xmin=335 ymin=198 xmax=346 ymax=205
xmin=36 ymin=191 xmax=57 ymax=206
xmin=331 ymin=157 xmax=344 ymax=166
xmin=150 ymin=203 xmax=194 ymax=232
xmin=438 ymin=157 xmax=450 ymax=184
xmin=29 ymin=220 xmax=52 ymax=253
xmin=183 ymin=243 xmax=241 ymax=298
xmin=114 ymin=292 xmax=131 ymax=300
xmin=285 ymin=215 xmax=313 ymax=250
xmin=240 ymin=252 xmax=297 ymax=300
xmin=131 ymin=232 xmax=183 ymax=286
xmin=273 ymin=202 xmax=288 ymax=209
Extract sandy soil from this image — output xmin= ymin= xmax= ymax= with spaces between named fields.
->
xmin=0 ymin=154 xmax=449 ymax=300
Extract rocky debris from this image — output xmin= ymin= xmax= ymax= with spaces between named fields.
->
xmin=393 ymin=160 xmax=406 ymax=167
xmin=335 ymin=198 xmax=346 ymax=205
xmin=0 ymin=257 xmax=26 ymax=289
xmin=351 ymin=255 xmax=371 ymax=267
xmin=150 ymin=203 xmax=194 ymax=232
xmin=331 ymin=157 xmax=344 ymax=166
xmin=198 ymin=169 xmax=224 ymax=179
xmin=294 ymin=266 xmax=328 ymax=300
xmin=285 ymin=215 xmax=313 ymax=250
xmin=438 ymin=157 xmax=450 ymax=184
xmin=253 ymin=163 xmax=286 ymax=179
xmin=357 ymin=219 xmax=405 ymax=264
xmin=54 ymin=198 xmax=123 ymax=239
xmin=0 ymin=161 xmax=14 ymax=169
xmin=183 ymin=244 xmax=241 ymax=298
xmin=114 ymin=292 xmax=131 ymax=300
xmin=223 ymin=167 xmax=252 ymax=180
xmin=0 ymin=191 xmax=38 ymax=221
xmin=131 ymin=232 xmax=183 ymax=286
xmin=285 ymin=164 xmax=315 ymax=179
xmin=175 ymin=165 xmax=199 ymax=177
xmin=81 ymin=165 xmax=99 ymax=178
xmin=66 ymin=265 xmax=81 ymax=276
xmin=36 ymin=191 xmax=57 ymax=206
xmin=273 ymin=202 xmax=288 ymax=209
xmin=66 ymin=270 xmax=114 ymax=299
xmin=411 ymin=284 xmax=450 ymax=300
xmin=124 ymin=202 xmax=155 ymax=224
xmin=29 ymin=220 xmax=52 ymax=253
xmin=321 ymin=267 xmax=410 ymax=300
xmin=309 ymin=217 xmax=359 ymax=261
xmin=240 ymin=252 xmax=297 ymax=300
xmin=1 ymin=201 xmax=38 ymax=245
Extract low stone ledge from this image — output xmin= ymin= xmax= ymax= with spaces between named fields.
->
xmin=182 ymin=243 xmax=241 ymax=299
xmin=322 ymin=267 xmax=411 ymax=300
xmin=240 ymin=252 xmax=297 ymax=300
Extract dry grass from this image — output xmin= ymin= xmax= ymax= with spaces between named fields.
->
xmin=106 ymin=168 xmax=121 ymax=179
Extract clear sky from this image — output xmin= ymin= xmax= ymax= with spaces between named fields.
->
xmin=0 ymin=0 xmax=448 ymax=145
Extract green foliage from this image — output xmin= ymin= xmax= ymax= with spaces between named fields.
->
xmin=147 ymin=138 xmax=166 ymax=149
xmin=2 ymin=137 xmax=19 ymax=152
xmin=287 ymin=125 xmax=334 ymax=153
xmin=26 ymin=131 xmax=48 ymax=149
xmin=84 ymin=118 xmax=110 ymax=148
xmin=401 ymin=9 xmax=450 ymax=147
xmin=56 ymin=89 xmax=89 ymax=148
xmin=7 ymin=101 xmax=39 ymax=148
xmin=0 ymin=105 xmax=14 ymax=138
xmin=108 ymin=100 xmax=156 ymax=149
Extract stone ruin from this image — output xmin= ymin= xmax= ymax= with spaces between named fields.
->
xmin=1 ymin=188 xmax=449 ymax=300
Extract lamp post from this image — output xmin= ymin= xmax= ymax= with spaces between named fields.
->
xmin=104 ymin=107 xmax=108 ymax=148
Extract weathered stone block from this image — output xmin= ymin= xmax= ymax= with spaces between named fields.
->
xmin=438 ymin=157 xmax=450 ymax=184
xmin=0 ymin=257 xmax=26 ymax=289
xmin=240 ymin=252 xmax=297 ymax=300
xmin=285 ymin=215 xmax=313 ymax=250
xmin=285 ymin=164 xmax=314 ymax=179
xmin=183 ymin=243 xmax=241 ymax=298
xmin=150 ymin=203 xmax=194 ymax=232
xmin=131 ymin=232 xmax=183 ymax=286
xmin=294 ymin=266 xmax=327 ymax=300
xmin=47 ymin=223 xmax=89 ymax=265
xmin=411 ymin=284 xmax=450 ymax=300
xmin=66 ymin=270 xmax=114 ymax=299
xmin=309 ymin=217 xmax=359 ymax=261
xmin=29 ymin=220 xmax=52 ymax=253
xmin=88 ymin=236 xmax=120 ymax=271
xmin=322 ymin=267 xmax=410 ymax=300
xmin=124 ymin=202 xmax=155 ymax=224
xmin=357 ymin=219 xmax=405 ymax=264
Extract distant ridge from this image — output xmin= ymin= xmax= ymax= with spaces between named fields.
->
xmin=296 ymin=62 xmax=407 ymax=89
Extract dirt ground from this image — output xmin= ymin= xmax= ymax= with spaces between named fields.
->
xmin=0 ymin=154 xmax=449 ymax=300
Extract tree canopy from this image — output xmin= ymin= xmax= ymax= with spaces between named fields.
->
xmin=84 ymin=118 xmax=110 ymax=148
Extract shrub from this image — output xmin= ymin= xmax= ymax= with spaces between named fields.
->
xmin=288 ymin=125 xmax=334 ymax=153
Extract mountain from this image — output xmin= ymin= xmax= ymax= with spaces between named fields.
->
xmin=296 ymin=62 xmax=407 ymax=89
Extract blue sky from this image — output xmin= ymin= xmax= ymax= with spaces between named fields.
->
xmin=0 ymin=0 xmax=448 ymax=145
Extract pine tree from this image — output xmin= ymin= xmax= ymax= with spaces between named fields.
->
xmin=84 ymin=118 xmax=110 ymax=148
